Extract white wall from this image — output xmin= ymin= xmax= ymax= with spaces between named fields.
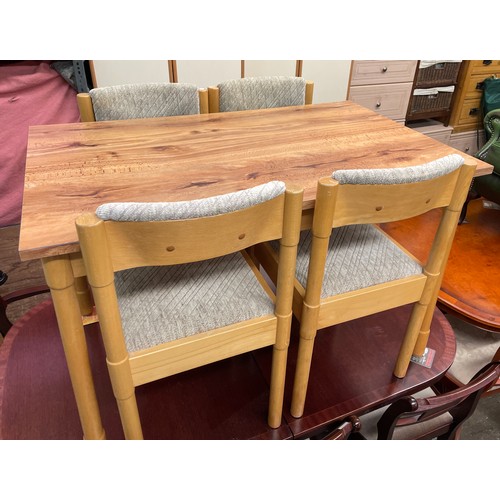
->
xmin=244 ymin=60 xmax=297 ymax=77
xmin=175 ymin=60 xmax=241 ymax=88
xmin=90 ymin=60 xmax=353 ymax=103
xmin=302 ymin=60 xmax=351 ymax=103
xmin=92 ymin=60 xmax=169 ymax=87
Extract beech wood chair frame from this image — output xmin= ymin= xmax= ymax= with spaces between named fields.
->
xmin=76 ymin=186 xmax=303 ymax=438
xmin=255 ymin=161 xmax=476 ymax=418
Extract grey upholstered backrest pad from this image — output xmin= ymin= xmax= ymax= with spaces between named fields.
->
xmin=89 ymin=83 xmax=200 ymax=120
xmin=96 ymin=181 xmax=286 ymax=221
xmin=217 ymin=76 xmax=307 ymax=112
xmin=332 ymin=154 xmax=464 ymax=185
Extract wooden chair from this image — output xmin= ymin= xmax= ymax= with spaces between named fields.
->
xmin=0 ymin=281 xmax=49 ymax=336
xmin=76 ymin=181 xmax=303 ymax=438
xmin=0 ymin=267 xmax=50 ymax=337
xmin=439 ymin=316 xmax=500 ymax=398
xmin=254 ymin=154 xmax=476 ymax=417
xmin=208 ymin=76 xmax=314 ymax=113
xmin=309 ymin=415 xmax=362 ymax=440
xmin=460 ymin=109 xmax=500 ymax=222
xmin=77 ymin=82 xmax=208 ymax=122
xmin=357 ymin=360 xmax=500 ymax=439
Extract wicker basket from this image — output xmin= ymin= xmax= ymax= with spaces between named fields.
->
xmin=409 ymin=90 xmax=454 ymax=114
xmin=416 ymin=62 xmax=461 ymax=87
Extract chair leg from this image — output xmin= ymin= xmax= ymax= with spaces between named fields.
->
xmin=107 ymin=357 xmax=143 ymax=439
xmin=458 ymin=199 xmax=470 ymax=225
xmin=267 ymin=345 xmax=288 ymax=428
xmin=0 ymin=295 xmax=12 ymax=336
xmin=412 ymin=296 xmax=440 ymax=357
xmin=290 ymin=303 xmax=320 ymax=417
xmin=116 ymin=393 xmax=143 ymax=440
xmin=291 ymin=336 xmax=316 ymax=417
xmin=393 ymin=302 xmax=428 ymax=378
xmin=459 ymin=186 xmax=480 ymax=224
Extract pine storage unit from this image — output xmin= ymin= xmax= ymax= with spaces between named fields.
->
xmin=449 ymin=60 xmax=500 ymax=133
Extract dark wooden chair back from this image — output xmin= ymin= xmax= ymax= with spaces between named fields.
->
xmin=375 ymin=361 xmax=500 ymax=440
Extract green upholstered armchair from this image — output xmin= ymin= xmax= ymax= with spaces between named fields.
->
xmin=460 ymin=109 xmax=500 ymax=222
xmin=474 ymin=109 xmax=500 ymax=204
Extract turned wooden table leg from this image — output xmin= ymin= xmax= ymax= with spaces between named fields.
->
xmin=42 ymin=255 xmax=105 ymax=440
xmin=74 ymin=275 xmax=94 ymax=316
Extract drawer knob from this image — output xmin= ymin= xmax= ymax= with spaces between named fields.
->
xmin=469 ymin=108 xmax=479 ymax=116
xmin=465 ymin=146 xmax=470 ymax=152
xmin=483 ymin=60 xmax=493 ymax=66
xmin=376 ymin=101 xmax=381 ymax=108
xmin=382 ymin=66 xmax=388 ymax=72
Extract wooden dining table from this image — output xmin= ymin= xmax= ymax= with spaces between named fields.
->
xmin=19 ymin=101 xmax=492 ymax=439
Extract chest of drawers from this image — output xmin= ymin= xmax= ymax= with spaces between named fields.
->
xmin=449 ymin=60 xmax=500 ymax=133
xmin=406 ymin=119 xmax=454 ymax=145
xmin=347 ymin=60 xmax=417 ymax=123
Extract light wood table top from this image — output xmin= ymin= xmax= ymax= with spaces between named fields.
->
xmin=20 ymin=101 xmax=492 ymax=261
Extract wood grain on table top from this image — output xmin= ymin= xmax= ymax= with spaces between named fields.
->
xmin=20 ymin=101 xmax=492 ymax=261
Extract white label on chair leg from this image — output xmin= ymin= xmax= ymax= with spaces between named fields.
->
xmin=411 ymin=348 xmax=435 ymax=368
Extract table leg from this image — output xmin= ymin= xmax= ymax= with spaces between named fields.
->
xmin=74 ymin=275 xmax=94 ymax=316
xmin=42 ymin=255 xmax=105 ymax=440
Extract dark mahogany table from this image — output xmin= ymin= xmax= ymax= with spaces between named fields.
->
xmin=0 ymin=300 xmax=455 ymax=440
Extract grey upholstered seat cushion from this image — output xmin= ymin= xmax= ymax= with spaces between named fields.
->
xmin=115 ymin=252 xmax=274 ymax=353
xmin=217 ymin=76 xmax=306 ymax=112
xmin=272 ymin=224 xmax=422 ymax=298
xmin=283 ymin=154 xmax=462 ymax=297
xmin=358 ymin=387 xmax=453 ymax=440
xmin=89 ymin=83 xmax=200 ymax=121
xmin=332 ymin=154 xmax=464 ymax=185
xmin=98 ymin=180 xmax=286 ymax=353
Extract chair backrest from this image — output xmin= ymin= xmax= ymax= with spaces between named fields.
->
xmin=327 ymin=154 xmax=473 ymax=228
xmin=83 ymin=181 xmax=299 ymax=271
xmin=375 ymin=361 xmax=500 ymax=439
xmin=476 ymin=109 xmax=500 ymax=174
xmin=208 ymin=76 xmax=314 ymax=113
xmin=77 ymin=82 xmax=208 ymax=122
